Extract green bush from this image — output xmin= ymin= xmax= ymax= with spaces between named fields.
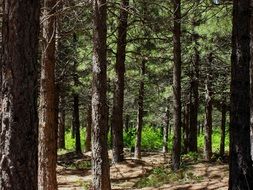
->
xmin=65 ymin=127 xmax=86 ymax=151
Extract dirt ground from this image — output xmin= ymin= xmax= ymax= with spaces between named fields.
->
xmin=57 ymin=151 xmax=228 ymax=190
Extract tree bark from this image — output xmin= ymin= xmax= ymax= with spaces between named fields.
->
xmin=163 ymin=107 xmax=170 ymax=153
xmin=85 ymin=103 xmax=92 ymax=152
xmin=91 ymin=0 xmax=111 ymax=189
xmin=73 ymin=94 xmax=81 ymax=154
xmin=172 ymin=0 xmax=182 ymax=171
xmin=58 ymin=96 xmax=66 ymax=149
xmin=183 ymin=103 xmax=190 ymax=154
xmin=38 ymin=0 xmax=58 ymax=189
xmin=204 ymin=53 xmax=213 ymax=161
xmin=111 ymin=0 xmax=129 ymax=163
xmin=125 ymin=114 xmax=130 ymax=132
xmin=0 ymin=1 xmax=40 ymax=189
xmin=219 ymin=101 xmax=226 ymax=157
xmin=229 ymin=0 xmax=253 ymax=189
xmin=188 ymin=31 xmax=199 ymax=153
xmin=134 ymin=60 xmax=146 ymax=159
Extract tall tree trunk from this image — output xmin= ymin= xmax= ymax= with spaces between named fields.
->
xmin=72 ymin=33 xmax=81 ymax=154
xmin=250 ymin=0 xmax=253 ymax=162
xmin=134 ymin=60 xmax=146 ymax=159
xmin=219 ymin=100 xmax=226 ymax=157
xmin=73 ymin=94 xmax=81 ymax=154
xmin=0 ymin=1 xmax=40 ymax=189
xmin=204 ymin=53 xmax=213 ymax=161
xmin=85 ymin=103 xmax=92 ymax=152
xmin=38 ymin=0 xmax=58 ymax=189
xmin=229 ymin=0 xmax=253 ymax=189
xmin=172 ymin=0 xmax=182 ymax=171
xmin=58 ymin=96 xmax=66 ymax=149
xmin=91 ymin=0 xmax=111 ymax=189
xmin=188 ymin=31 xmax=199 ymax=153
xmin=111 ymin=0 xmax=129 ymax=163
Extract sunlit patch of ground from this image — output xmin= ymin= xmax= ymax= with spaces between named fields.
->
xmin=57 ymin=151 xmax=228 ymax=190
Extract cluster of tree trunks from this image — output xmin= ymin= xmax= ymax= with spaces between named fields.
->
xmin=1 ymin=1 xmax=253 ymax=190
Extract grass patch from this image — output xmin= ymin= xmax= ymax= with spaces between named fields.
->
xmin=134 ymin=165 xmax=203 ymax=188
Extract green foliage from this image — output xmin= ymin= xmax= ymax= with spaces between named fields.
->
xmin=65 ymin=128 xmax=86 ymax=151
xmin=198 ymin=125 xmax=229 ymax=153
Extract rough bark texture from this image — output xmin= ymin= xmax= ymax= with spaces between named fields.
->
xmin=58 ymin=96 xmax=66 ymax=149
xmin=91 ymin=0 xmax=111 ymax=189
xmin=0 ymin=1 xmax=40 ymax=189
xmin=204 ymin=53 xmax=213 ymax=161
xmin=219 ymin=101 xmax=226 ymax=157
xmin=188 ymin=32 xmax=199 ymax=153
xmin=134 ymin=60 xmax=146 ymax=159
xmin=172 ymin=0 xmax=182 ymax=171
xmin=85 ymin=103 xmax=92 ymax=152
xmin=111 ymin=0 xmax=129 ymax=163
xmin=229 ymin=0 xmax=253 ymax=189
xmin=250 ymin=0 xmax=253 ymax=163
xmin=38 ymin=0 xmax=58 ymax=189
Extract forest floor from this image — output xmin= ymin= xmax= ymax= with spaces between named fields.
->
xmin=57 ymin=150 xmax=228 ymax=190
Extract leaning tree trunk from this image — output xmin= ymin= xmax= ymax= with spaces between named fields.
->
xmin=229 ymin=0 xmax=253 ymax=189
xmin=91 ymin=0 xmax=111 ymax=189
xmin=134 ymin=60 xmax=146 ymax=159
xmin=172 ymin=0 xmax=182 ymax=171
xmin=111 ymin=0 xmax=129 ymax=163
xmin=204 ymin=53 xmax=213 ymax=161
xmin=0 ymin=1 xmax=40 ymax=189
xmin=219 ymin=100 xmax=226 ymax=157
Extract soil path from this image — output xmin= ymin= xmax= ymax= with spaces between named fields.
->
xmin=57 ymin=151 xmax=228 ymax=190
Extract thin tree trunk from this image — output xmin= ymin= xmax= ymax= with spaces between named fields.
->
xmin=229 ymin=0 xmax=253 ymax=189
xmin=91 ymin=0 xmax=111 ymax=189
xmin=219 ymin=101 xmax=226 ymax=157
xmin=85 ymin=103 xmax=92 ymax=152
xmin=183 ymin=103 xmax=190 ymax=153
xmin=73 ymin=94 xmax=81 ymax=154
xmin=163 ymin=107 xmax=170 ymax=153
xmin=188 ymin=31 xmax=199 ymax=153
xmin=0 ymin=1 xmax=40 ymax=189
xmin=125 ymin=114 xmax=130 ymax=132
xmin=134 ymin=59 xmax=146 ymax=159
xmin=172 ymin=0 xmax=182 ymax=171
xmin=204 ymin=53 xmax=213 ymax=161
xmin=58 ymin=96 xmax=66 ymax=149
xmin=111 ymin=0 xmax=129 ymax=163
xmin=38 ymin=0 xmax=58 ymax=189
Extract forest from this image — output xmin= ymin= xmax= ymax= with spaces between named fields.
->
xmin=0 ymin=0 xmax=253 ymax=190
